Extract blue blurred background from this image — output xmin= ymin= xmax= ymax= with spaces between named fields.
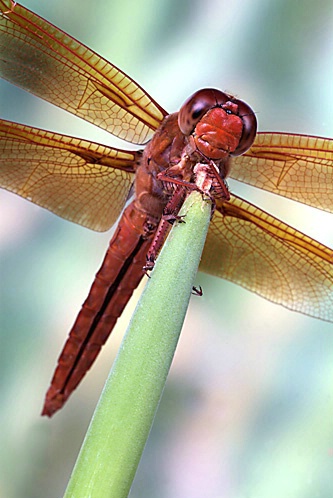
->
xmin=1 ymin=1 xmax=333 ymax=497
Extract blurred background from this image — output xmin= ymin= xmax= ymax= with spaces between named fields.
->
xmin=1 ymin=0 xmax=333 ymax=496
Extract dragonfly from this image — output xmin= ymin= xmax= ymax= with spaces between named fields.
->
xmin=1 ymin=0 xmax=332 ymax=417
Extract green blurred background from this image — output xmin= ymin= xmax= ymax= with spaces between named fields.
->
xmin=1 ymin=1 xmax=333 ymax=496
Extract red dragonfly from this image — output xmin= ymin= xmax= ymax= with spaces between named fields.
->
xmin=1 ymin=1 xmax=333 ymax=417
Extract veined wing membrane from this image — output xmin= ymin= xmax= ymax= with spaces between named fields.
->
xmin=0 ymin=0 xmax=167 ymax=144
xmin=200 ymin=194 xmax=333 ymax=321
xmin=230 ymin=132 xmax=333 ymax=212
xmin=0 ymin=119 xmax=137 ymax=231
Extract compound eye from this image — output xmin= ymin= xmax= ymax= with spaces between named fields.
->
xmin=230 ymin=98 xmax=257 ymax=156
xmin=178 ymin=88 xmax=229 ymax=135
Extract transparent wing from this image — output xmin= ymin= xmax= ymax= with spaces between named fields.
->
xmin=0 ymin=1 xmax=167 ymax=144
xmin=0 ymin=119 xmax=138 ymax=231
xmin=200 ymin=194 xmax=333 ymax=321
xmin=230 ymin=132 xmax=333 ymax=212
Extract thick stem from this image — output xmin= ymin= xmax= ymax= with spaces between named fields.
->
xmin=64 ymin=191 xmax=212 ymax=498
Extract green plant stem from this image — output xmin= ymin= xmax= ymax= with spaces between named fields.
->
xmin=64 ymin=190 xmax=212 ymax=498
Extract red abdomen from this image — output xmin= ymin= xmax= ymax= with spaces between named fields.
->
xmin=42 ymin=201 xmax=155 ymax=416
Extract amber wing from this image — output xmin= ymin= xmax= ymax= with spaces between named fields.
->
xmin=0 ymin=0 xmax=166 ymax=144
xmin=200 ymin=194 xmax=333 ymax=322
xmin=231 ymin=133 xmax=333 ymax=212
xmin=0 ymin=119 xmax=138 ymax=231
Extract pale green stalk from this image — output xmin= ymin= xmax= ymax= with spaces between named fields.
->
xmin=64 ymin=190 xmax=211 ymax=498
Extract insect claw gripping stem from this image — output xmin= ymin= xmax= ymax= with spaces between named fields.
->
xmin=192 ymin=286 xmax=203 ymax=296
xmin=144 ymin=186 xmax=186 ymax=271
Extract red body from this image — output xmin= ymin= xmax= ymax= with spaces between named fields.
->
xmin=43 ymin=106 xmax=251 ymax=415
